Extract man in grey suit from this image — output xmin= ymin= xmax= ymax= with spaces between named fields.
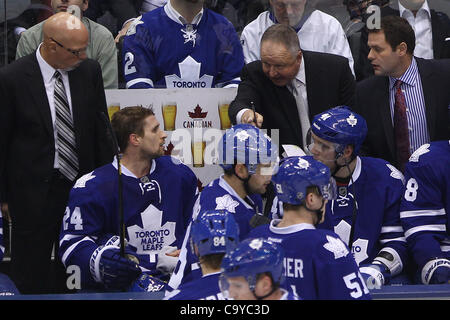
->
xmin=0 ymin=12 xmax=113 ymax=294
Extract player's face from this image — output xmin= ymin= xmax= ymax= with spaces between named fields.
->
xmin=139 ymin=115 xmax=168 ymax=158
xmin=261 ymin=40 xmax=302 ymax=87
xmin=226 ymin=276 xmax=257 ymax=300
xmin=367 ymin=31 xmax=403 ymax=77
xmin=51 ymin=0 xmax=88 ymax=13
xmin=270 ymin=0 xmax=306 ymax=27
xmin=309 ymin=133 xmax=339 ymax=171
xmin=247 ymin=164 xmax=274 ymax=194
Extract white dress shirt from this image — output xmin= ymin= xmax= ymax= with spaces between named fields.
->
xmin=36 ymin=43 xmax=74 ymax=169
xmin=399 ymin=0 xmax=434 ymax=59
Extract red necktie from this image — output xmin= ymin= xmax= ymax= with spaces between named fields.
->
xmin=393 ymin=80 xmax=410 ymax=171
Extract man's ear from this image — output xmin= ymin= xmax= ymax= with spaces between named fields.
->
xmin=234 ymin=164 xmax=249 ymax=179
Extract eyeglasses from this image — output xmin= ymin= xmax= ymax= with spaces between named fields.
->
xmin=50 ymin=37 xmax=86 ymax=58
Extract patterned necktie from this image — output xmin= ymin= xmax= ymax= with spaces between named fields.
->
xmin=393 ymin=79 xmax=410 ymax=171
xmin=54 ymin=71 xmax=79 ymax=181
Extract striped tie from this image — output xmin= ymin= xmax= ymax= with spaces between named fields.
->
xmin=54 ymin=71 xmax=79 ymax=181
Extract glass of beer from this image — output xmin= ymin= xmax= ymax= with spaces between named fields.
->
xmin=107 ymin=102 xmax=120 ymax=120
xmin=162 ymin=102 xmax=177 ymax=131
xmin=218 ymin=101 xmax=231 ymax=130
xmin=191 ymin=134 xmax=206 ymax=167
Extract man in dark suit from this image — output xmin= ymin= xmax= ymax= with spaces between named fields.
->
xmin=0 ymin=12 xmax=113 ymax=294
xmin=358 ymin=0 xmax=450 ymax=80
xmin=228 ymin=23 xmax=355 ymax=152
xmin=355 ymin=15 xmax=450 ymax=171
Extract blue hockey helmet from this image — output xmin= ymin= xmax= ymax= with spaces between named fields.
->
xmin=220 ymin=238 xmax=284 ymax=293
xmin=272 ymin=156 xmax=337 ymax=205
xmin=309 ymin=106 xmax=367 ymax=156
xmin=190 ymin=209 xmax=240 ymax=257
xmin=218 ymin=124 xmax=278 ymax=175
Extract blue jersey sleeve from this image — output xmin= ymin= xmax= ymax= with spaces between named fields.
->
xmin=59 ymin=173 xmax=110 ymax=288
xmin=400 ymin=142 xmax=450 ymax=269
xmin=122 ymin=15 xmax=156 ymax=89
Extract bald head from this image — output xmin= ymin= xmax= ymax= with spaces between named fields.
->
xmin=41 ymin=12 xmax=88 ymax=70
xmin=43 ymin=12 xmax=88 ymax=44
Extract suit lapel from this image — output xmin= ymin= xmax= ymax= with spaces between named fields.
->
xmin=27 ymin=55 xmax=53 ymax=136
xmin=430 ymin=10 xmax=443 ymax=58
xmin=416 ymin=59 xmax=436 ymax=139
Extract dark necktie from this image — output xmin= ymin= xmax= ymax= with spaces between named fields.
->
xmin=393 ymin=80 xmax=410 ymax=171
xmin=54 ymin=71 xmax=79 ymax=181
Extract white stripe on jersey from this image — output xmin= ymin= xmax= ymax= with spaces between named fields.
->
xmin=400 ymin=208 xmax=446 ymax=218
xmin=404 ymin=224 xmax=447 ymax=239
xmin=126 ymin=78 xmax=154 ymax=88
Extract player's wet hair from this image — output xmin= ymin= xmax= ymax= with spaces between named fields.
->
xmin=111 ymin=106 xmax=155 ymax=152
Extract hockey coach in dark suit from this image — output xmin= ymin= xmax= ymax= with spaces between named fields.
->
xmin=0 ymin=12 xmax=113 ymax=294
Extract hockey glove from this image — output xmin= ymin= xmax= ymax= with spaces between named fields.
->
xmin=128 ymin=273 xmax=167 ymax=292
xmin=90 ymin=244 xmax=141 ymax=290
xmin=422 ymin=258 xmax=450 ymax=284
xmin=359 ymin=263 xmax=391 ymax=289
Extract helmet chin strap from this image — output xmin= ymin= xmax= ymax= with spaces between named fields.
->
xmin=303 ymin=198 xmax=326 ymax=225
xmin=252 ymin=286 xmax=278 ymax=300
xmin=234 ymin=165 xmax=252 ymax=196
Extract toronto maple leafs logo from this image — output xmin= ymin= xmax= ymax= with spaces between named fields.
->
xmin=181 ymin=24 xmax=198 ymax=47
xmin=346 ymin=114 xmax=358 ymax=127
xmin=295 ymin=158 xmax=310 ymax=170
xmin=235 ymin=130 xmax=250 ymax=142
xmin=215 ymin=194 xmax=239 ymax=213
xmin=249 ymin=238 xmax=264 ymax=250
xmin=127 ymin=204 xmax=176 ymax=258
xmin=323 ymin=235 xmax=349 ymax=259
xmin=165 ymin=56 xmax=213 ymax=88
xmin=73 ymin=171 xmax=95 ymax=189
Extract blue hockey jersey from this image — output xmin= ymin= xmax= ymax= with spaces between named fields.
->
xmin=248 ymin=221 xmax=371 ymax=300
xmin=399 ymin=141 xmax=450 ymax=270
xmin=0 ymin=215 xmax=4 ymax=262
xmin=165 ymin=272 xmax=224 ymax=300
xmin=317 ymin=156 xmax=407 ymax=272
xmin=168 ymin=175 xmax=269 ymax=290
xmin=122 ymin=4 xmax=244 ymax=88
xmin=59 ymin=156 xmax=198 ymax=289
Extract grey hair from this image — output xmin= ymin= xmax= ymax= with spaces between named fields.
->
xmin=260 ymin=24 xmax=301 ymax=56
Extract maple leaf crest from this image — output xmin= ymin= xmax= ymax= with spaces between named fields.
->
xmin=127 ymin=204 xmax=176 ymax=256
xmin=386 ymin=164 xmax=405 ymax=184
xmin=409 ymin=143 xmax=430 ymax=162
xmin=215 ymin=194 xmax=239 ymax=213
xmin=188 ymin=105 xmax=208 ymax=119
xmin=346 ymin=114 xmax=358 ymax=127
xmin=73 ymin=171 xmax=95 ymax=189
xmin=126 ymin=15 xmax=144 ymax=36
xmin=323 ymin=235 xmax=349 ymax=259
